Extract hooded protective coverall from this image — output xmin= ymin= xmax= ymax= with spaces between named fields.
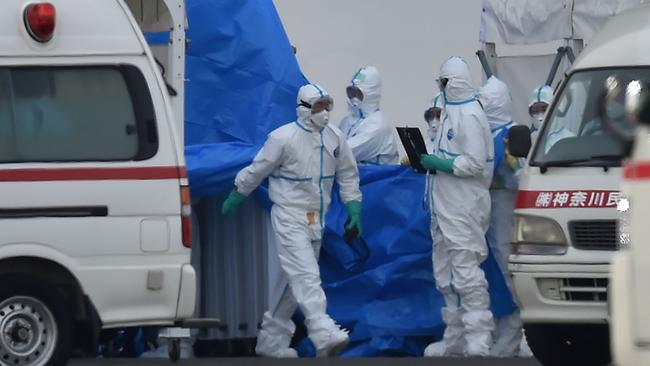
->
xmin=529 ymin=84 xmax=554 ymax=143
xmin=232 ymin=84 xmax=362 ymax=358
xmin=425 ymin=92 xmax=444 ymax=153
xmin=339 ymin=66 xmax=400 ymax=164
xmin=479 ymin=76 xmax=527 ymax=357
xmin=423 ymin=57 xmax=495 ymax=357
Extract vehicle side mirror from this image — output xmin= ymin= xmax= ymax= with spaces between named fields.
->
xmin=507 ymin=125 xmax=532 ymax=158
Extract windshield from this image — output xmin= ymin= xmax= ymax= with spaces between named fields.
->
xmin=530 ymin=68 xmax=645 ymax=166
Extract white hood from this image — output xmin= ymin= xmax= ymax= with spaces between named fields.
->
xmin=440 ymin=57 xmax=476 ymax=103
xmin=478 ymin=76 xmax=514 ymax=131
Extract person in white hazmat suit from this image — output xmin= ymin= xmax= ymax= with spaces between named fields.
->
xmin=529 ymin=84 xmax=554 ymax=143
xmin=424 ymin=92 xmax=444 ymax=153
xmin=339 ymin=66 xmax=400 ymax=164
xmin=221 ymin=84 xmax=363 ymax=358
xmin=420 ymin=57 xmax=495 ymax=357
xmin=400 ymin=92 xmax=444 ymax=166
xmin=478 ymin=76 xmax=531 ymax=357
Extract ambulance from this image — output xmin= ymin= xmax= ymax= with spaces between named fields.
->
xmin=0 ymin=1 xmax=195 ymax=365
xmin=606 ymin=11 xmax=650 ymax=365
xmin=507 ymin=5 xmax=650 ymax=366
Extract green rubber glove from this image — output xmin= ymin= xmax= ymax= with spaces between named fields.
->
xmin=344 ymin=200 xmax=363 ymax=238
xmin=420 ymin=154 xmax=455 ymax=174
xmin=221 ymin=190 xmax=247 ymax=216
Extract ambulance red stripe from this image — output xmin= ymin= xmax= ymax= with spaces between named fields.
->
xmin=624 ymin=162 xmax=650 ymax=180
xmin=0 ymin=166 xmax=187 ymax=182
xmin=516 ymin=189 xmax=621 ymax=209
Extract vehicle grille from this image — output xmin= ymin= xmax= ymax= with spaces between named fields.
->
xmin=560 ymin=278 xmax=608 ymax=302
xmin=568 ymin=220 xmax=617 ymax=250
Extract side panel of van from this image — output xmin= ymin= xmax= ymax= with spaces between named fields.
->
xmin=0 ymin=56 xmax=187 ymax=326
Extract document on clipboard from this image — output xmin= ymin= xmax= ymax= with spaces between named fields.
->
xmin=396 ymin=127 xmax=435 ymax=174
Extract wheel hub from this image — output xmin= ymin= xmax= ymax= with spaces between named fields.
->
xmin=0 ymin=296 xmax=57 ymax=366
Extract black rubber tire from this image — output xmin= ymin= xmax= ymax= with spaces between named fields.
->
xmin=525 ymin=323 xmax=611 ymax=366
xmin=0 ymin=278 xmax=73 ymax=366
xmin=168 ymin=339 xmax=181 ymax=362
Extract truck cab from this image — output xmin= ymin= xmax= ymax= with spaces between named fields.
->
xmin=508 ymin=5 xmax=650 ymax=366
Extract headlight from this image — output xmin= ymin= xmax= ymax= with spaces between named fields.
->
xmin=512 ymin=214 xmax=568 ymax=255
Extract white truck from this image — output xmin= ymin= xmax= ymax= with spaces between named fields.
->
xmin=0 ymin=1 xmax=201 ymax=365
xmin=506 ymin=5 xmax=650 ymax=366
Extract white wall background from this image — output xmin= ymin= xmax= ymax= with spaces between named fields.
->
xmin=274 ymin=0 xmax=487 ymax=136
xmin=273 ymin=1 xmax=567 ymax=150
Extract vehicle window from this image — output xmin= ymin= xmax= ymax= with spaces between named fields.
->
xmin=0 ymin=65 xmax=158 ymax=163
xmin=531 ymin=68 xmax=647 ymax=166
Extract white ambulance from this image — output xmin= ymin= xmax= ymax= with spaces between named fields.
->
xmin=0 ymin=1 xmax=195 ymax=365
xmin=507 ymin=5 xmax=650 ymax=366
xmin=606 ymin=13 xmax=650 ymax=365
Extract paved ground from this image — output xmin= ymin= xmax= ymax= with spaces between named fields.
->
xmin=70 ymin=358 xmax=542 ymax=366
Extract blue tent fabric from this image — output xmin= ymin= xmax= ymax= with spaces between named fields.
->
xmin=170 ymin=0 xmax=516 ymax=357
xmin=292 ymin=165 xmax=517 ymax=357
xmin=182 ymin=0 xmax=308 ymax=197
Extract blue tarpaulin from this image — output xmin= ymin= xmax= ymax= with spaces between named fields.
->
xmin=177 ymin=0 xmax=516 ymax=357
xmin=182 ymin=0 xmax=308 ymax=197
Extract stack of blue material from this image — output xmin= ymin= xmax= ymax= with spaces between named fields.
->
xmin=179 ymin=0 xmax=516 ymax=357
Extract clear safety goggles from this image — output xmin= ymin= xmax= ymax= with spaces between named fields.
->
xmin=346 ymin=85 xmax=364 ymax=102
xmin=299 ymin=95 xmax=334 ymax=114
xmin=424 ymin=107 xmax=442 ymax=123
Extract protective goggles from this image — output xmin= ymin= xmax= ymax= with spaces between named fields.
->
xmin=346 ymin=85 xmax=364 ymax=102
xmin=437 ymin=77 xmax=449 ymax=90
xmin=424 ymin=107 xmax=442 ymax=122
xmin=299 ymin=95 xmax=334 ymax=113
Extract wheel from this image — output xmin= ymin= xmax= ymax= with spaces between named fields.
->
xmin=168 ymin=339 xmax=180 ymax=362
xmin=0 ymin=279 xmax=72 ymax=366
xmin=524 ymin=323 xmax=611 ymax=366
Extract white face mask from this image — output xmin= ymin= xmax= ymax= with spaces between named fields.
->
xmin=427 ymin=117 xmax=440 ymax=129
xmin=531 ymin=112 xmax=545 ymax=129
xmin=310 ymin=110 xmax=330 ymax=128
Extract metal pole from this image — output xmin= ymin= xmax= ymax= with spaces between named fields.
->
xmin=545 ymin=47 xmax=566 ymax=86
xmin=476 ymin=50 xmax=494 ymax=78
xmin=565 ymin=46 xmax=576 ymax=64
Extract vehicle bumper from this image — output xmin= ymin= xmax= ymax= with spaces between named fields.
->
xmin=509 ymin=262 xmax=610 ymax=323
xmin=176 ymin=264 xmax=196 ymax=319
xmin=611 ymin=253 xmax=650 ymax=366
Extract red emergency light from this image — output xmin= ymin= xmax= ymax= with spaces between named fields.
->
xmin=24 ymin=3 xmax=56 ymax=43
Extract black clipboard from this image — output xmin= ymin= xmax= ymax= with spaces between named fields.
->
xmin=396 ymin=127 xmax=435 ymax=174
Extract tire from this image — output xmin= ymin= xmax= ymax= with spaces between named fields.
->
xmin=524 ymin=323 xmax=611 ymax=366
xmin=0 ymin=279 xmax=73 ymax=366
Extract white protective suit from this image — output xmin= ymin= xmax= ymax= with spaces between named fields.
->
xmin=339 ymin=66 xmax=400 ymax=164
xmin=425 ymin=92 xmax=444 ymax=153
xmin=528 ymin=84 xmax=554 ymax=143
xmin=479 ymin=76 xmax=527 ymax=357
xmin=235 ymin=84 xmax=362 ymax=358
xmin=424 ymin=57 xmax=495 ymax=358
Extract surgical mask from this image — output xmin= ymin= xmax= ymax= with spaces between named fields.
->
xmin=310 ymin=110 xmax=329 ymax=128
xmin=348 ymin=97 xmax=362 ymax=108
xmin=531 ymin=112 xmax=544 ymax=128
xmin=347 ymin=98 xmax=362 ymax=117
xmin=428 ymin=117 xmax=440 ymax=129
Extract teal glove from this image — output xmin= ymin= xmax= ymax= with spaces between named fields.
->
xmin=420 ymin=154 xmax=455 ymax=174
xmin=221 ymin=190 xmax=247 ymax=216
xmin=344 ymin=200 xmax=363 ymax=238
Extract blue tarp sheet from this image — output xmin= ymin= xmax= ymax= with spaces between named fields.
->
xmin=181 ymin=0 xmax=308 ymax=197
xmin=175 ymin=0 xmax=516 ymax=357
